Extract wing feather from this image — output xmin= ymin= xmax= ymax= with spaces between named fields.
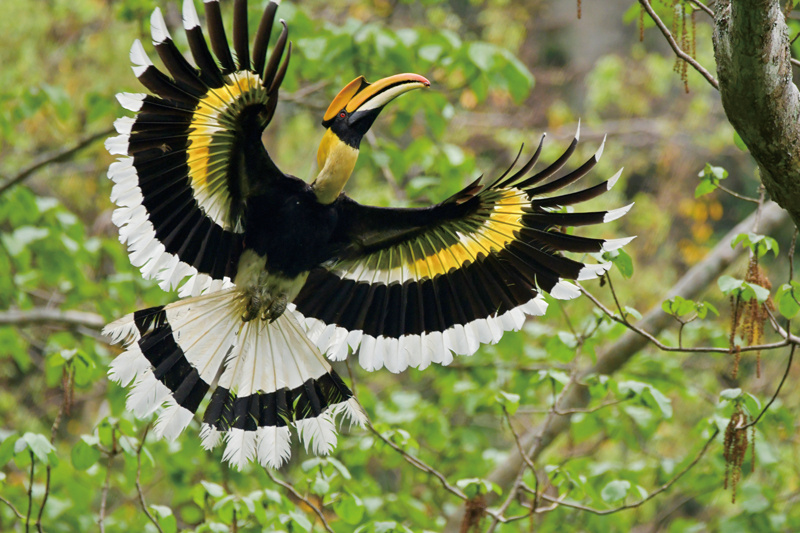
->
xmin=108 ymin=0 xmax=289 ymax=295
xmin=292 ymin=132 xmax=634 ymax=372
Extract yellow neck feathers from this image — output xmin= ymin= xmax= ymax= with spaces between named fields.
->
xmin=312 ymin=129 xmax=359 ymax=204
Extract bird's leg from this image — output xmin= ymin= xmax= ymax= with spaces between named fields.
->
xmin=240 ymin=286 xmax=289 ymax=323
xmin=260 ymin=294 xmax=288 ymax=323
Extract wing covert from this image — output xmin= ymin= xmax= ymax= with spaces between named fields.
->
xmin=291 ymin=129 xmax=634 ymax=372
xmin=106 ymin=0 xmax=290 ymax=297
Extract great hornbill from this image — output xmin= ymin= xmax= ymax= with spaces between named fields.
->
xmin=104 ymin=0 xmax=633 ymax=469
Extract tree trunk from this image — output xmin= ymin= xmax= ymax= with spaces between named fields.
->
xmin=713 ymin=0 xmax=800 ymax=227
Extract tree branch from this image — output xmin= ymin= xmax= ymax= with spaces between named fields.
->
xmin=0 ymin=128 xmax=114 ymax=196
xmin=639 ymin=0 xmax=719 ymax=89
xmin=263 ymin=469 xmax=336 ymax=533
xmin=713 ymin=0 xmax=800 ymax=226
xmin=135 ymin=425 xmax=163 ymax=533
xmin=444 ymin=201 xmax=789 ymax=530
xmin=0 ymin=308 xmax=105 ymax=330
xmin=538 ymin=427 xmax=719 ymax=515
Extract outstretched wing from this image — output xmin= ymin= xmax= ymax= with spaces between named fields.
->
xmin=106 ymin=0 xmax=290 ymax=297
xmin=291 ymin=128 xmax=634 ymax=372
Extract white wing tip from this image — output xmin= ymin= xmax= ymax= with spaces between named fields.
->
xmin=113 ymin=117 xmax=135 ymax=135
xmin=577 ymin=262 xmax=611 ymax=281
xmin=521 ymin=295 xmax=548 ymax=316
xmin=183 ymin=0 xmax=201 ymax=29
xmin=594 ymin=134 xmax=607 ymax=161
xmin=604 ymin=202 xmax=634 ymax=223
xmin=104 ymin=134 xmax=129 ymax=156
xmin=607 ymin=168 xmax=623 ymax=190
xmin=116 ymin=92 xmax=146 ymax=112
xmin=575 ymin=118 xmax=581 ymax=142
xmin=130 ymin=39 xmax=152 ymax=77
xmin=602 ymin=235 xmax=636 ymax=252
xmin=550 ymin=280 xmax=580 ymax=300
xmin=150 ymin=7 xmax=170 ymax=44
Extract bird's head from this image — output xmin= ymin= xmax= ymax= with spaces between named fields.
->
xmin=312 ymin=73 xmax=430 ymax=204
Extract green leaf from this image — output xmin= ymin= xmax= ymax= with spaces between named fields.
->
xmin=718 ymin=275 xmax=744 ymax=294
xmin=609 ymin=249 xmax=634 ymax=278
xmin=732 ymin=232 xmax=779 ymax=258
xmin=201 ymin=480 xmax=226 ymax=499
xmin=496 ymin=391 xmax=521 ymax=415
xmin=643 ymin=387 xmax=673 ymax=419
xmin=720 ymin=388 xmax=743 ymax=401
xmin=289 ymin=510 xmax=313 ymax=532
xmin=22 ymin=433 xmax=56 ymax=465
xmin=696 ymin=301 xmax=719 ymax=319
xmin=71 ymin=435 xmax=101 ymax=470
xmin=456 ymin=478 xmax=502 ymax=498
xmin=601 ymin=479 xmax=631 ymax=502
xmin=467 ymin=42 xmax=498 ymax=71
xmin=2 ymin=226 xmax=49 ymax=256
xmin=150 ymin=505 xmax=177 ymax=533
xmin=694 ymin=179 xmax=717 ymax=198
xmin=700 ymin=163 xmax=729 ymax=181
xmin=733 ymin=131 xmax=748 ymax=152
xmin=0 ymin=433 xmax=18 ymax=466
xmin=776 ymin=283 xmax=800 ymax=319
xmin=748 ymin=283 xmax=770 ymax=303
xmin=334 ymin=493 xmax=365 ymax=525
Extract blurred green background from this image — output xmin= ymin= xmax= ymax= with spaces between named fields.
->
xmin=1 ymin=0 xmax=797 ymax=531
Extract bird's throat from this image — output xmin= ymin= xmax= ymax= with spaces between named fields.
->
xmin=312 ymin=129 xmax=359 ymax=204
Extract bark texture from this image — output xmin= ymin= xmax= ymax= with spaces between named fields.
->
xmin=713 ymin=0 xmax=800 ymax=227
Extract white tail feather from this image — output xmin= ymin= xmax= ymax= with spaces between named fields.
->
xmin=256 ymin=426 xmax=292 ymax=469
xmin=154 ymin=398 xmax=194 ymax=441
xmin=331 ymin=398 xmax=368 ymax=429
xmin=222 ymin=428 xmax=258 ymax=471
xmin=108 ymin=343 xmax=149 ymax=387
xmin=295 ymin=413 xmax=337 ymax=456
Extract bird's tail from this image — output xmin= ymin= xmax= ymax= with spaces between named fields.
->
xmin=103 ymin=289 xmax=366 ymax=470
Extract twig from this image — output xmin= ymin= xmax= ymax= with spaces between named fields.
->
xmin=688 ymin=0 xmax=714 ymax=17
xmin=604 ymin=272 xmax=627 ymax=320
xmin=539 ymin=427 xmax=720 ymax=514
xmin=98 ymin=429 xmax=117 ymax=533
xmin=518 ymin=397 xmax=628 ymax=415
xmin=367 ymin=422 xmax=467 ymax=500
xmin=715 ymin=181 xmax=761 ymax=204
xmin=135 ymin=424 xmax=162 ymax=533
xmin=264 ymin=469 xmax=336 ymax=533
xmin=0 ymin=496 xmax=24 ymax=519
xmin=0 ymin=128 xmax=114 ymax=196
xmin=444 ymin=203 xmax=789 ymax=530
xmin=638 ymin=0 xmax=719 ymax=89
xmin=36 ymin=366 xmax=73 ymax=532
xmin=26 ymin=451 xmax=34 ymax=533
xmin=486 ymin=408 xmax=538 ymax=533
xmin=741 ymin=344 xmax=795 ymax=430
xmin=487 ymin=376 xmax=579 ymax=530
xmin=581 ymin=286 xmax=799 ymax=352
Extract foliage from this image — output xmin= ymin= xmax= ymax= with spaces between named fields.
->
xmin=1 ymin=1 xmax=799 ymax=532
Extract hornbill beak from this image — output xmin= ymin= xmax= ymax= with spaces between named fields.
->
xmin=322 ymin=73 xmax=431 ymax=132
xmin=313 ymin=73 xmax=430 ymax=204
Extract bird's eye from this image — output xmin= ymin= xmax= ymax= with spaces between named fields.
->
xmin=339 ymin=112 xmax=346 ymax=118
